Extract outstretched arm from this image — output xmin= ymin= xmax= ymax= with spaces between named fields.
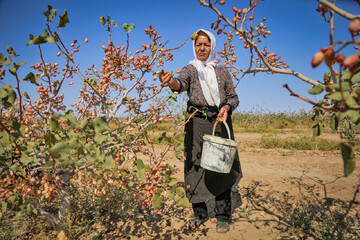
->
xmin=159 ymin=70 xmax=181 ymax=91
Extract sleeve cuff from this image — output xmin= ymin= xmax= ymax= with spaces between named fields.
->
xmin=170 ymin=78 xmax=182 ymax=93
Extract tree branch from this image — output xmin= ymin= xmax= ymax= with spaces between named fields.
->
xmin=317 ymin=0 xmax=360 ymax=20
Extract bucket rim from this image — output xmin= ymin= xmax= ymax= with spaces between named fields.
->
xmin=203 ymin=134 xmax=239 ymax=147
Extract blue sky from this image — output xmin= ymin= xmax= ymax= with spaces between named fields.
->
xmin=0 ymin=0 xmax=359 ymax=113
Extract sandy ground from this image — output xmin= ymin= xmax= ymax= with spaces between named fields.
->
xmin=108 ymin=131 xmax=360 ymax=240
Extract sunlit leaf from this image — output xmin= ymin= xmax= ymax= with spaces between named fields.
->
xmin=190 ymin=32 xmax=198 ymax=40
xmin=57 ymin=9 xmax=69 ymax=28
xmin=100 ymin=154 xmax=116 ymax=169
xmin=21 ymin=92 xmax=30 ymax=99
xmin=343 ymin=71 xmax=352 ymax=80
xmin=100 ymin=16 xmax=106 ymax=25
xmin=43 ymin=5 xmax=57 ymax=22
xmin=6 ymin=46 xmax=16 ymax=57
xmin=23 ymin=72 xmax=39 ymax=85
xmin=26 ymin=35 xmax=48 ymax=46
xmin=175 ymin=196 xmax=190 ymax=207
xmin=9 ymin=68 xmax=17 ymax=75
xmin=351 ymin=72 xmax=360 ymax=84
xmin=136 ymin=159 xmax=145 ymax=170
xmin=0 ymin=89 xmax=8 ymax=98
xmin=88 ymin=77 xmax=97 ymax=86
xmin=0 ymin=53 xmax=11 ymax=66
xmin=176 ymin=187 xmax=186 ymax=198
xmin=345 ymin=96 xmax=358 ymax=107
xmin=345 ymin=110 xmax=360 ymax=123
xmin=152 ymin=193 xmax=163 ymax=209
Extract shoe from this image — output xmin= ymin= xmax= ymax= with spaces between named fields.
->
xmin=188 ymin=216 xmax=208 ymax=230
xmin=216 ymin=221 xmax=230 ymax=233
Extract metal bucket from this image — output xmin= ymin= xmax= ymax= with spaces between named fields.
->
xmin=200 ymin=120 xmax=239 ymax=173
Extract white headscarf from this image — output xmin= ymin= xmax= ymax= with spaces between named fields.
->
xmin=189 ymin=29 xmax=220 ymax=108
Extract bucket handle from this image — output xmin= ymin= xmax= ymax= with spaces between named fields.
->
xmin=212 ymin=118 xmax=231 ymax=140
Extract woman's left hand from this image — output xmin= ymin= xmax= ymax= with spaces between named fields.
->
xmin=217 ymin=105 xmax=231 ymax=122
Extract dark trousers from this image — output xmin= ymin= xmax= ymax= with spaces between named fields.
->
xmin=192 ymin=188 xmax=231 ymax=223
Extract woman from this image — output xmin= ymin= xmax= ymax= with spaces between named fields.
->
xmin=160 ymin=29 xmax=242 ymax=233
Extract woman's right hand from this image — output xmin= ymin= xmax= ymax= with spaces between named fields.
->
xmin=159 ymin=70 xmax=180 ymax=90
xmin=159 ymin=70 xmax=172 ymax=87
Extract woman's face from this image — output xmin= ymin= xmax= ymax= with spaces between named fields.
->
xmin=195 ymin=35 xmax=211 ymax=61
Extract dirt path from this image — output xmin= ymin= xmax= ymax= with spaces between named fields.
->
xmin=110 ymin=132 xmax=360 ymax=239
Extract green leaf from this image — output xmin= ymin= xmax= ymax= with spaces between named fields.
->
xmin=136 ymin=159 xmax=145 ymax=170
xmin=6 ymin=46 xmax=16 ymax=57
xmin=100 ymin=16 xmax=106 ymax=25
xmin=49 ymin=117 xmax=59 ymax=132
xmin=88 ymin=77 xmax=97 ymax=86
xmin=327 ymin=92 xmax=349 ymax=101
xmin=176 ymin=187 xmax=186 ymax=198
xmin=312 ymin=122 xmax=324 ymax=137
xmin=332 ymin=81 xmax=351 ymax=92
xmin=26 ymin=35 xmax=48 ymax=46
xmin=152 ymin=193 xmax=163 ymax=210
xmin=20 ymin=154 xmax=34 ymax=166
xmin=343 ymin=71 xmax=352 ymax=80
xmin=175 ymin=196 xmax=190 ymax=207
xmin=10 ymin=165 xmax=26 ymax=177
xmin=3 ymin=87 xmax=16 ymax=106
xmin=2 ymin=201 xmax=7 ymax=213
xmin=167 ymin=193 xmax=174 ymax=200
xmin=100 ymin=154 xmax=116 ymax=169
xmin=49 ymin=140 xmax=75 ymax=158
xmin=340 ymin=143 xmax=355 ymax=177
xmin=63 ymin=110 xmax=78 ymax=128
xmin=23 ymin=72 xmax=39 ymax=85
xmin=355 ymin=87 xmax=360 ymax=95
xmin=93 ymin=117 xmax=107 ymax=133
xmin=352 ymin=71 xmax=360 ymax=83
xmin=47 ymin=37 xmax=56 ymax=43
xmin=345 ymin=110 xmax=360 ymax=123
xmin=345 ymin=96 xmax=358 ymax=108
xmin=190 ymin=32 xmax=198 ymax=41
xmin=0 ymin=53 xmax=11 ymax=67
xmin=21 ymin=92 xmax=30 ymax=99
xmin=307 ymin=84 xmax=324 ymax=95
xmin=123 ymin=23 xmax=135 ymax=33
xmin=45 ymin=131 xmax=56 ymax=147
xmin=94 ymin=132 xmax=107 ymax=144
xmin=9 ymin=68 xmax=17 ymax=75
xmin=167 ymin=178 xmax=178 ymax=186
xmin=80 ymin=118 xmax=89 ymax=129
xmin=57 ymin=9 xmax=69 ymax=28
xmin=0 ymin=89 xmax=8 ymax=98
xmin=43 ymin=5 xmax=57 ymax=22
xmin=330 ymin=114 xmax=338 ymax=131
